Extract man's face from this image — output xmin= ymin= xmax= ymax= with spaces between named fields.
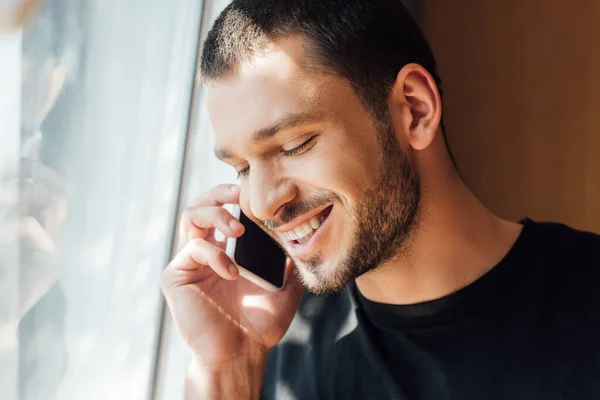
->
xmin=208 ymin=37 xmax=421 ymax=294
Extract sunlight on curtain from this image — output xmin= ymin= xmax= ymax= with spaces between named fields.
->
xmin=0 ymin=28 xmax=23 ymax=400
xmin=5 ymin=0 xmax=203 ymax=399
xmin=154 ymin=0 xmax=235 ymax=397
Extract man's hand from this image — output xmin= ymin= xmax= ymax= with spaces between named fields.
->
xmin=161 ymin=184 xmax=304 ymax=398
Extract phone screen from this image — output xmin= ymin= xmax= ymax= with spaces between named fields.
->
xmin=235 ymin=210 xmax=287 ymax=288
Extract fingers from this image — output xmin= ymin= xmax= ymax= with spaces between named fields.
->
xmin=193 ymin=184 xmax=241 ymax=207
xmin=162 ymin=238 xmax=239 ymax=292
xmin=182 ymin=205 xmax=245 ymax=239
xmin=177 ymin=184 xmax=243 ymax=248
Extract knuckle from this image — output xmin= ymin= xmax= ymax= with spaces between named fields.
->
xmin=188 ymin=237 xmax=206 ymax=249
xmin=214 ymin=207 xmax=231 ymax=222
xmin=188 ymin=238 xmax=220 ymax=261
xmin=208 ymin=245 xmax=224 ymax=262
xmin=213 ymin=249 xmax=230 ymax=266
xmin=180 ymin=207 xmax=193 ymax=223
xmin=160 ymin=268 xmax=174 ymax=293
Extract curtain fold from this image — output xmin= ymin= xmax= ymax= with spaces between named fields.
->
xmin=0 ymin=28 xmax=23 ymax=400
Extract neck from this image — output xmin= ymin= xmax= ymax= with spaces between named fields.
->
xmin=355 ymin=168 xmax=522 ymax=305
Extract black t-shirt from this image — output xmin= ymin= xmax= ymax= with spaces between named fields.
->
xmin=261 ymin=219 xmax=600 ymax=399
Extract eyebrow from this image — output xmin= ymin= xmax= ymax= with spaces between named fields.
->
xmin=214 ymin=111 xmax=326 ymax=161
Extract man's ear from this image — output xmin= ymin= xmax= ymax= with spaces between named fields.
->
xmin=390 ymin=63 xmax=442 ymax=151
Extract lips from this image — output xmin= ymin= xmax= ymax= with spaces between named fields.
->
xmin=278 ymin=205 xmax=333 ymax=256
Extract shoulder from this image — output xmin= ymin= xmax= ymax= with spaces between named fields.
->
xmin=522 ymin=221 xmax=600 ymax=366
xmin=530 ymin=219 xmax=600 ymax=254
xmin=524 ymin=219 xmax=600 ymax=307
xmin=526 ymin=219 xmax=600 ymax=274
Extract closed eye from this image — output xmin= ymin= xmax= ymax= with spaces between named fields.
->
xmin=236 ymin=165 xmax=250 ymax=179
xmin=237 ymin=135 xmax=319 ymax=179
xmin=282 ymin=135 xmax=318 ymax=157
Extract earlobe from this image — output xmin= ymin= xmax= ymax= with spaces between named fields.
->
xmin=394 ymin=64 xmax=442 ymax=151
xmin=408 ymin=119 xmax=434 ymax=152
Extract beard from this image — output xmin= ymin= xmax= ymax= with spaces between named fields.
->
xmin=292 ymin=114 xmax=422 ymax=295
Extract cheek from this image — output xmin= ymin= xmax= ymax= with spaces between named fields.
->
xmin=290 ymin=139 xmax=380 ymax=207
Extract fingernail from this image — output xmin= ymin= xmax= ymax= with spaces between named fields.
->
xmin=229 ymin=219 xmax=243 ymax=230
xmin=229 ymin=263 xmax=239 ymax=276
xmin=230 ymin=185 xmax=240 ymax=192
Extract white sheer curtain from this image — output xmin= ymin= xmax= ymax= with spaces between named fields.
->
xmin=153 ymin=0 xmax=237 ymax=398
xmin=1 ymin=0 xmax=205 ymax=399
xmin=0 ymin=27 xmax=23 ymax=400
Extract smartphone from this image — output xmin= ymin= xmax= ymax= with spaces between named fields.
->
xmin=226 ymin=205 xmax=287 ymax=292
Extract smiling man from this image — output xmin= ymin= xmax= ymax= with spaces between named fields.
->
xmin=161 ymin=1 xmax=600 ymax=399
xmin=208 ymin=33 xmax=424 ymax=295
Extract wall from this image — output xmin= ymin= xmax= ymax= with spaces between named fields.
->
xmin=426 ymin=1 xmax=600 ymax=233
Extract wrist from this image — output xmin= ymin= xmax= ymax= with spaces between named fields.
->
xmin=186 ymin=353 xmax=267 ymax=400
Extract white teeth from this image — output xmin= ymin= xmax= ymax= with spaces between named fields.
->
xmin=282 ymin=222 xmax=314 ymax=242
xmin=310 ymin=217 xmax=320 ymax=230
xmin=296 ymin=235 xmax=310 ymax=244
xmin=293 ymin=227 xmax=302 ymax=237
xmin=301 ymin=225 xmax=310 ymax=236
xmin=298 ymin=224 xmax=315 ymax=240
xmin=280 ymin=210 xmax=328 ymax=243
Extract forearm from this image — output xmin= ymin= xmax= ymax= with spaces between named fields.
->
xmin=185 ymin=354 xmax=267 ymax=400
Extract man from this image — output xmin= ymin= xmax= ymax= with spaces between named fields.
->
xmin=161 ymin=0 xmax=600 ymax=399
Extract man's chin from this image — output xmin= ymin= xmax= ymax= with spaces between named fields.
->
xmin=293 ymin=258 xmax=352 ymax=296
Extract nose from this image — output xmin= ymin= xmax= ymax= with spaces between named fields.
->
xmin=248 ymin=163 xmax=297 ymax=222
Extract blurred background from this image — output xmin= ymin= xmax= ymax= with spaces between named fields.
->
xmin=0 ymin=0 xmax=598 ymax=399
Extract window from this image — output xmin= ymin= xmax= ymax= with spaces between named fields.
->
xmin=0 ymin=0 xmax=223 ymax=398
